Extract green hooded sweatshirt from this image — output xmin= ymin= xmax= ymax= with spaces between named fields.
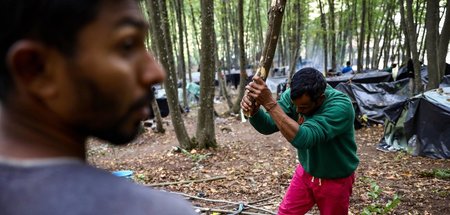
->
xmin=249 ymin=85 xmax=359 ymax=179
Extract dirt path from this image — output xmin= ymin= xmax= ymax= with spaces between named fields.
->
xmin=88 ymin=105 xmax=450 ymax=214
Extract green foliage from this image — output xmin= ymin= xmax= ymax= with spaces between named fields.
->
xmin=177 ymin=146 xmax=211 ymax=163
xmin=419 ymin=168 xmax=450 ymax=180
xmin=361 ymin=178 xmax=401 ymax=215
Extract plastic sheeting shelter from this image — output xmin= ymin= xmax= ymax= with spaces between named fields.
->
xmin=326 ymin=71 xmax=393 ymax=88
xmin=378 ymin=87 xmax=450 ymax=159
xmin=335 ymin=78 xmax=412 ymax=125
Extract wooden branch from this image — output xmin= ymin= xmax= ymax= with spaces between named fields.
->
xmin=243 ymin=0 xmax=287 ymax=117
xmin=146 ymin=175 xmax=226 ymax=187
xmin=170 ymin=191 xmax=237 ymax=204
xmin=194 ymin=207 xmax=270 ymax=215
xmin=258 ymin=0 xmax=288 ymax=80
xmin=171 ymin=192 xmax=277 ymax=214
xmin=249 ymin=195 xmax=280 ymax=205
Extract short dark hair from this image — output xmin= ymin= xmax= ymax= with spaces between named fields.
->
xmin=290 ymin=67 xmax=327 ymax=102
xmin=346 ymin=61 xmax=351 ymax=66
xmin=0 ymin=0 xmax=102 ymax=102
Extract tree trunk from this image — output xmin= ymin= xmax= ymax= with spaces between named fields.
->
xmin=188 ymin=0 xmax=201 ymax=55
xmin=404 ymin=0 xmax=423 ymax=93
xmin=147 ymin=0 xmax=193 ymax=149
xmin=182 ymin=3 xmax=192 ymax=82
xmin=425 ymin=0 xmax=441 ymax=90
xmin=357 ymin=0 xmax=366 ymax=73
xmin=318 ymin=0 xmax=328 ymax=73
xmin=340 ymin=0 xmax=352 ymax=65
xmin=327 ymin=0 xmax=336 ymax=72
xmin=288 ymin=0 xmax=302 ymax=85
xmin=438 ymin=0 xmax=450 ymax=79
xmin=231 ymin=0 xmax=249 ymax=114
xmin=399 ymin=0 xmax=411 ymax=61
xmin=255 ymin=0 xmax=264 ymax=52
xmin=145 ymin=6 xmax=165 ymax=133
xmin=349 ymin=1 xmax=357 ymax=63
xmin=174 ymin=0 xmax=188 ymax=108
xmin=196 ymin=0 xmax=217 ymax=149
xmin=222 ymin=2 xmax=232 ymax=74
xmin=370 ymin=2 xmax=387 ymax=69
xmin=364 ymin=0 xmax=372 ymax=69
xmin=383 ymin=19 xmax=393 ymax=69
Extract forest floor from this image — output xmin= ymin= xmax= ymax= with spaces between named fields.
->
xmin=87 ymin=99 xmax=450 ymax=215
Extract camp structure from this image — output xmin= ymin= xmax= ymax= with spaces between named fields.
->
xmin=378 ymin=87 xmax=450 ymax=159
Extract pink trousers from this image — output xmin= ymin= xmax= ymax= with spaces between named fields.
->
xmin=278 ymin=165 xmax=355 ymax=215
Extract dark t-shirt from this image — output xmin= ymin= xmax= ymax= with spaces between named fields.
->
xmin=0 ymin=159 xmax=196 ymax=215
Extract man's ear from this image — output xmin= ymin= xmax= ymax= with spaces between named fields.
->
xmin=318 ymin=93 xmax=325 ymax=104
xmin=7 ymin=41 xmax=58 ymax=99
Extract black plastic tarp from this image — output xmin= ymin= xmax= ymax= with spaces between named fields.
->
xmin=379 ymin=87 xmax=450 ymax=159
xmin=440 ymin=75 xmax=450 ymax=87
xmin=148 ymin=98 xmax=170 ymax=119
xmin=335 ymin=78 xmax=412 ymax=124
xmin=396 ymin=63 xmax=450 ymax=86
xmin=326 ymin=71 xmax=393 ymax=88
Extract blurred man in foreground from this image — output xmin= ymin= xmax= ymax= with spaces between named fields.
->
xmin=0 ymin=0 xmax=196 ymax=214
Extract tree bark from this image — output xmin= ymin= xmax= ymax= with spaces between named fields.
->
xmin=255 ymin=0 xmax=264 ymax=52
xmin=196 ymin=0 xmax=217 ymax=149
xmin=147 ymin=0 xmax=193 ymax=149
xmin=438 ymin=0 xmax=450 ymax=79
xmin=425 ymin=0 xmax=440 ymax=90
xmin=340 ymin=0 xmax=352 ymax=66
xmin=288 ymin=0 xmax=302 ymax=85
xmin=357 ymin=0 xmax=366 ymax=73
xmin=327 ymin=0 xmax=336 ymax=72
xmin=174 ymin=0 xmax=188 ymax=108
xmin=232 ymin=0 xmax=249 ymax=114
xmin=182 ymin=3 xmax=192 ymax=82
xmin=145 ymin=5 xmax=165 ymax=133
xmin=364 ymin=0 xmax=372 ymax=69
xmin=399 ymin=0 xmax=411 ymax=61
xmin=318 ymin=0 xmax=328 ymax=73
xmin=404 ymin=0 xmax=423 ymax=93
xmin=188 ymin=0 xmax=201 ymax=55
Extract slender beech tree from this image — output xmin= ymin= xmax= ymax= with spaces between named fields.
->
xmin=196 ymin=0 xmax=217 ymax=149
xmin=318 ymin=0 xmax=328 ymax=73
xmin=364 ymin=0 xmax=372 ymax=69
xmin=142 ymin=2 xmax=165 ymax=133
xmin=426 ymin=0 xmax=450 ymax=89
xmin=231 ymin=0 xmax=248 ymax=114
xmin=399 ymin=0 xmax=411 ymax=61
xmin=174 ymin=0 xmax=188 ymax=108
xmin=182 ymin=2 xmax=192 ymax=82
xmin=188 ymin=0 xmax=201 ymax=59
xmin=438 ymin=0 xmax=450 ymax=80
xmin=327 ymin=0 xmax=336 ymax=72
xmin=404 ymin=0 xmax=423 ymax=93
xmin=288 ymin=0 xmax=302 ymax=85
xmin=425 ymin=0 xmax=440 ymax=90
xmin=357 ymin=0 xmax=366 ymax=73
xmin=147 ymin=0 xmax=193 ymax=149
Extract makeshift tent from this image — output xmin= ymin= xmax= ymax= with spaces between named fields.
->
xmin=440 ymin=75 xmax=450 ymax=87
xmin=326 ymin=71 xmax=393 ymax=88
xmin=396 ymin=63 xmax=450 ymax=87
xmin=148 ymin=98 xmax=170 ymax=119
xmin=378 ymin=87 xmax=450 ymax=159
xmin=335 ymin=78 xmax=412 ymax=125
